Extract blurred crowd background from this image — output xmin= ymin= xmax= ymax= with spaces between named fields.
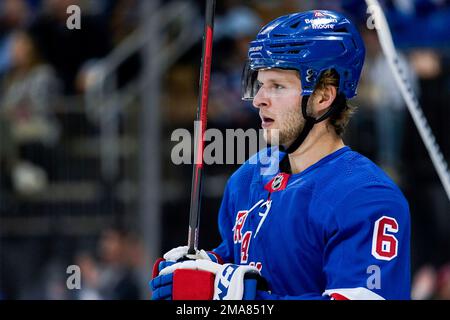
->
xmin=0 ymin=0 xmax=449 ymax=300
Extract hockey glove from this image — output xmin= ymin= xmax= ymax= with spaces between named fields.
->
xmin=150 ymin=246 xmax=221 ymax=300
xmin=150 ymin=259 xmax=262 ymax=300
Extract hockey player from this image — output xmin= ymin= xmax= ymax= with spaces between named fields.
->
xmin=150 ymin=10 xmax=410 ymax=300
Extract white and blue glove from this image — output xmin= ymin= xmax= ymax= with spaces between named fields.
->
xmin=150 ymin=246 xmax=221 ymax=300
xmin=150 ymin=246 xmax=263 ymax=300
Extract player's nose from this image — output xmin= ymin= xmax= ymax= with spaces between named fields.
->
xmin=252 ymin=88 xmax=270 ymax=110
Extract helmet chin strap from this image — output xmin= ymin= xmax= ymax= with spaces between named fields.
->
xmin=279 ymin=94 xmax=344 ymax=173
xmin=283 ymin=96 xmax=314 ymax=154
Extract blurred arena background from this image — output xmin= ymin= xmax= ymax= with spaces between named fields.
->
xmin=0 ymin=0 xmax=449 ymax=300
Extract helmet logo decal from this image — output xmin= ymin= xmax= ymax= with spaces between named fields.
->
xmin=249 ymin=46 xmax=263 ymax=53
xmin=305 ymin=69 xmax=315 ymax=83
xmin=305 ymin=18 xmax=337 ymax=29
xmin=314 ymin=11 xmax=325 ymax=17
xmin=305 ymin=11 xmax=337 ymax=30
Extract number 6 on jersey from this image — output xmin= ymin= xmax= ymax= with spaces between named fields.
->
xmin=372 ymin=216 xmax=399 ymax=261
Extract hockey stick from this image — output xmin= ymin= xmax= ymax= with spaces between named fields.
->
xmin=187 ymin=0 xmax=216 ymax=255
xmin=365 ymin=0 xmax=450 ymax=202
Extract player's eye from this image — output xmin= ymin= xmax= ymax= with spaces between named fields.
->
xmin=274 ymin=84 xmax=285 ymax=90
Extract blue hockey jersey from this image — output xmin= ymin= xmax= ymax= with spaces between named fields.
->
xmin=213 ymin=146 xmax=411 ymax=300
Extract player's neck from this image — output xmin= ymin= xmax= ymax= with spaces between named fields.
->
xmin=287 ymin=124 xmax=345 ymax=174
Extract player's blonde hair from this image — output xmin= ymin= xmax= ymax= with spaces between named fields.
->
xmin=313 ymin=69 xmax=356 ymax=137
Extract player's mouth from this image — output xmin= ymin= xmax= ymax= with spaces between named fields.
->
xmin=261 ymin=115 xmax=275 ymax=129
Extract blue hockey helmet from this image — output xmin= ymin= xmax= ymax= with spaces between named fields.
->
xmin=242 ymin=10 xmax=365 ymax=100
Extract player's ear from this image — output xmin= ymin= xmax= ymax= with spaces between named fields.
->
xmin=311 ymin=84 xmax=337 ymax=116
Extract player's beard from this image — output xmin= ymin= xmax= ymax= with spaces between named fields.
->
xmin=263 ymin=105 xmax=305 ymax=148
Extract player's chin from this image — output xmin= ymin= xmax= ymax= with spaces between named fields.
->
xmin=262 ymin=128 xmax=281 ymax=145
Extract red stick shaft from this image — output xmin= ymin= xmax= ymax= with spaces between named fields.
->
xmin=187 ymin=0 xmax=215 ymax=255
